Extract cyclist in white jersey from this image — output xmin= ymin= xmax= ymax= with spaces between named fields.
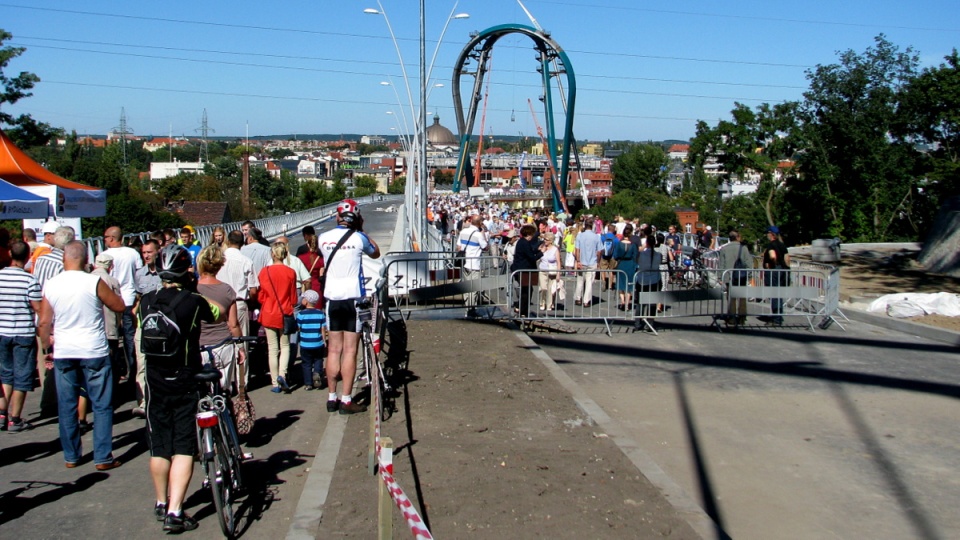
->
xmin=318 ymin=200 xmax=380 ymax=414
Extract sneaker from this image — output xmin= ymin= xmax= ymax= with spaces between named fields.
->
xmin=163 ymin=512 xmax=199 ymax=533
xmin=304 ymin=384 xmax=314 ymax=391
xmin=326 ymin=399 xmax=340 ymax=413
xmin=7 ymin=419 xmax=33 ymax=432
xmin=277 ymin=376 xmax=291 ymax=393
xmin=270 ymin=386 xmax=282 ymax=394
xmin=339 ymin=401 xmax=367 ymax=415
xmin=312 ymin=373 xmax=323 ymax=388
xmin=0 ymin=413 xmax=7 ymax=432
xmin=154 ymin=502 xmax=167 ymax=521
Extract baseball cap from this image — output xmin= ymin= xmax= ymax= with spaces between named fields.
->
xmin=767 ymin=225 xmax=780 ymax=235
xmin=302 ymin=289 xmax=320 ymax=305
xmin=41 ymin=221 xmax=59 ymax=234
xmin=706 ymin=225 xmax=712 ymax=231
xmin=94 ymin=252 xmax=114 ymax=266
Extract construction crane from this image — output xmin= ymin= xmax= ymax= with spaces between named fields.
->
xmin=527 ymin=98 xmax=569 ymax=214
xmin=473 ymin=59 xmax=493 ymax=188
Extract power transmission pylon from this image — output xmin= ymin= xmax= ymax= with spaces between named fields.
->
xmin=113 ymin=107 xmax=134 ymax=167
xmin=195 ymin=109 xmax=215 ymax=163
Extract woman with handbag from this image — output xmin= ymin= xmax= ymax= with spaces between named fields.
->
xmin=537 ymin=232 xmax=560 ymax=311
xmin=257 ymin=242 xmax=297 ymax=393
xmin=196 ymin=245 xmax=246 ymax=393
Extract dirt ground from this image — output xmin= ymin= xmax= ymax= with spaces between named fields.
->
xmin=796 ymin=249 xmax=960 ymax=333
xmin=316 ymin=318 xmax=700 ymax=539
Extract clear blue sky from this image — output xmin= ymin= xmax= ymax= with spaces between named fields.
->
xmin=2 ymin=0 xmax=958 ymax=143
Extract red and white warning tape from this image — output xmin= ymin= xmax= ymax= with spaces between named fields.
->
xmin=380 ymin=469 xmax=434 ymax=540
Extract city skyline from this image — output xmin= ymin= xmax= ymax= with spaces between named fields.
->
xmin=3 ymin=1 xmax=958 ymax=143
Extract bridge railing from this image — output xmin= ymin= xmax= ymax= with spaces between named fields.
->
xmin=81 ymin=194 xmax=403 ymax=260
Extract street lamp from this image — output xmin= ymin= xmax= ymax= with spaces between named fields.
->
xmin=364 ymin=1 xmax=469 ymax=250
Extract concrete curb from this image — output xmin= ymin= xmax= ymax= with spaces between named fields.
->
xmin=286 ymin=414 xmax=347 ymax=540
xmin=839 ymin=306 xmax=960 ymax=347
xmin=509 ymin=324 xmax=719 ymax=540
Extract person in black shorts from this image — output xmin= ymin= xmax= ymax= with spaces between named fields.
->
xmin=318 ymin=200 xmax=381 ymax=414
xmin=138 ymin=244 xmax=224 ymax=533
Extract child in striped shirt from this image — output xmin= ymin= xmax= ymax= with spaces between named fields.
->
xmin=295 ymin=290 xmax=328 ymax=390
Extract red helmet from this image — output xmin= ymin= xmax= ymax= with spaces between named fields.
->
xmin=337 ymin=199 xmax=359 ymax=215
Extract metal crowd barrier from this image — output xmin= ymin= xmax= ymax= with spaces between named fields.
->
xmin=380 ymin=252 xmax=512 ymax=321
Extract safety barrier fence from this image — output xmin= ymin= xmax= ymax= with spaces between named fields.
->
xmin=78 ymin=194 xmax=403 ymax=261
xmin=378 ymin=252 xmax=841 ymax=334
xmin=366 ymin=290 xmax=434 ymax=540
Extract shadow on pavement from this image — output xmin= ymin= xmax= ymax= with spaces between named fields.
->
xmin=244 ymin=409 xmax=304 ymax=449
xmin=0 ymin=473 xmax=109 ymax=525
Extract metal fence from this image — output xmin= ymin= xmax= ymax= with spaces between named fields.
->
xmin=378 ymin=251 xmax=842 ymax=335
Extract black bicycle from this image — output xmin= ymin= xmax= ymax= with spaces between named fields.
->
xmin=195 ymin=335 xmax=257 ymax=539
xmin=356 ymin=297 xmax=391 ymax=421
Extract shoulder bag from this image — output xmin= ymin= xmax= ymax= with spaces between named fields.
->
xmin=233 ymin=361 xmax=256 ymax=435
xmin=455 ymin=230 xmax=477 ymax=268
xmin=731 ymin=245 xmax=749 ymax=286
xmin=266 ymin=266 xmax=298 ymax=335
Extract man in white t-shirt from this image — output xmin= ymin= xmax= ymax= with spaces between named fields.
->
xmin=318 ymin=200 xmax=380 ymax=415
xmin=39 ymin=241 xmax=125 ymax=470
xmin=103 ymin=226 xmax=144 ymax=381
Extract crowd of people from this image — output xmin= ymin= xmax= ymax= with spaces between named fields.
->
xmin=426 ymin=195 xmax=791 ymax=330
xmin=0 ymin=198 xmax=380 ymax=532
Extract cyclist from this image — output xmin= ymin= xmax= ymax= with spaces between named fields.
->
xmin=138 ymin=244 xmax=225 ymax=533
xmin=318 ymin=199 xmax=380 ymax=414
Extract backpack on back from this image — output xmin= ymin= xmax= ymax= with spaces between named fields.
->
xmin=139 ymin=289 xmax=190 ymax=365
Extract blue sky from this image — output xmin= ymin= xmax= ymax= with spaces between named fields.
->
xmin=2 ymin=1 xmax=958 ymax=143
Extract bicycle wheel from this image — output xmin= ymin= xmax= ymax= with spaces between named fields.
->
xmin=363 ymin=330 xmax=385 ymax=421
xmin=209 ymin=432 xmax=236 ymax=538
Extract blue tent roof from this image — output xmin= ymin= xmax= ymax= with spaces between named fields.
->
xmin=0 ymin=178 xmax=49 ymax=218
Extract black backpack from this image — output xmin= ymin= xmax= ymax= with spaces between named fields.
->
xmin=139 ymin=288 xmax=190 ymax=364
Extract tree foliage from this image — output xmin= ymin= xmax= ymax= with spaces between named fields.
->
xmin=611 ymin=143 xmax=669 ymax=193
xmin=0 ymin=29 xmax=57 ymax=147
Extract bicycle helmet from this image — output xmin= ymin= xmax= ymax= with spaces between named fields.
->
xmin=337 ymin=199 xmax=359 ymax=215
xmin=157 ymin=243 xmax=192 ymax=282
xmin=337 ymin=199 xmax=360 ymax=227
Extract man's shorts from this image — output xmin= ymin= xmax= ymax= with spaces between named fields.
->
xmin=145 ymin=385 xmax=198 ymax=459
xmin=0 ymin=335 xmax=38 ymax=391
xmin=326 ymin=299 xmax=360 ymax=333
xmin=599 ymin=258 xmax=618 ymax=271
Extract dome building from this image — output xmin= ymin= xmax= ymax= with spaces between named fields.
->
xmin=425 ymin=114 xmax=459 ymax=152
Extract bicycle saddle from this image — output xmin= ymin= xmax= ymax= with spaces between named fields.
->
xmin=194 ymin=367 xmax=221 ymax=382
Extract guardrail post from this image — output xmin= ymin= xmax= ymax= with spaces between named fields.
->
xmin=378 ymin=436 xmax=394 ymax=540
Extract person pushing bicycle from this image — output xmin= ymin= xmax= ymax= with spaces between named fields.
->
xmin=137 ymin=244 xmax=226 ymax=533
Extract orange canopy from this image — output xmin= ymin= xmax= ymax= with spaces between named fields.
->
xmin=0 ymin=128 xmax=99 ymax=190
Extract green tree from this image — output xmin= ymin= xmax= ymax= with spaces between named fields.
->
xmin=388 ymin=175 xmax=406 ymax=194
xmin=792 ymin=35 xmax=920 ymax=241
xmin=894 ymin=49 xmax=960 ymax=222
xmin=0 ymin=29 xmax=57 ymax=147
xmin=689 ymin=101 xmax=798 ymax=227
xmin=611 ymin=143 xmax=669 ymax=193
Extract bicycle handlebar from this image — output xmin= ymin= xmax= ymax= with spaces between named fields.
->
xmin=199 ymin=336 xmax=258 ymax=354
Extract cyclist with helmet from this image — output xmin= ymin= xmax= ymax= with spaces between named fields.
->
xmin=137 ymin=243 xmax=225 ymax=533
xmin=317 ymin=199 xmax=380 ymax=415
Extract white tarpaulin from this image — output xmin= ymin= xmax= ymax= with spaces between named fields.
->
xmin=867 ymin=292 xmax=960 ymax=318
